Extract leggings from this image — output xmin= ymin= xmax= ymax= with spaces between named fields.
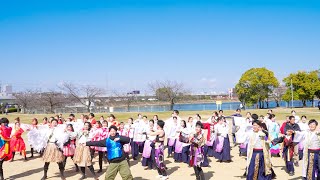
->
xmin=44 ymin=162 xmax=64 ymax=171
xmin=90 ymin=149 xmax=104 ymax=170
xmin=193 ymin=166 xmax=205 ymax=180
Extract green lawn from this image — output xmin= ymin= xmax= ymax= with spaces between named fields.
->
xmin=2 ymin=107 xmax=320 ymax=124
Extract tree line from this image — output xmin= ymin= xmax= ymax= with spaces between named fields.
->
xmin=235 ymin=67 xmax=320 ymax=108
xmin=11 ymin=81 xmax=186 ymax=114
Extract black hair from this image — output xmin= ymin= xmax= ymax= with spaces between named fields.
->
xmin=173 ymin=110 xmax=179 ymax=115
xmin=268 ymin=109 xmax=273 ymax=112
xmin=251 ymin=114 xmax=259 ymax=121
xmin=173 ymin=116 xmax=178 ymax=120
xmin=271 ymin=114 xmax=276 ymax=118
xmin=181 ymin=120 xmax=187 ymax=128
xmin=252 ymin=120 xmax=262 ymax=127
xmin=67 ymin=124 xmax=75 ymax=132
xmin=291 ymin=110 xmax=296 ymax=113
xmin=157 ymin=120 xmax=165 ymax=129
xmin=51 ymin=119 xmax=58 ymax=124
xmin=301 ymin=115 xmax=307 ymax=119
xmin=149 ymin=119 xmax=154 ymax=124
xmin=84 ymin=122 xmax=92 ymax=131
xmin=102 ymin=120 xmax=108 ymax=126
xmin=196 ymin=114 xmax=201 ymax=120
xmin=109 ymin=114 xmax=115 ymax=119
xmin=0 ymin=117 xmax=9 ymax=124
xmin=97 ymin=121 xmax=102 ymax=127
xmin=89 ymin=113 xmax=95 ymax=117
xmin=143 ymin=116 xmax=148 ymax=119
xmin=236 ymin=108 xmax=241 ymax=112
xmin=195 ymin=121 xmax=203 ymax=129
xmin=289 ymin=116 xmax=295 ymax=121
xmin=214 ymin=111 xmax=219 ymax=116
xmin=109 ymin=125 xmax=118 ymax=132
xmin=219 ymin=110 xmax=223 ymax=113
xmin=308 ymin=119 xmax=318 ymax=126
xmin=69 ymin=113 xmax=75 ymax=118
xmin=153 ymin=115 xmax=159 ymax=120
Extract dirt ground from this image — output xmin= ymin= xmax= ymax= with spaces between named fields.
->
xmin=4 ymin=139 xmax=303 ymax=180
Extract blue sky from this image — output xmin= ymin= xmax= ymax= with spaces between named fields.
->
xmin=0 ymin=0 xmax=319 ymax=94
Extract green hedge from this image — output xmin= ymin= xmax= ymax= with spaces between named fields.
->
xmin=0 ymin=107 xmax=18 ymax=114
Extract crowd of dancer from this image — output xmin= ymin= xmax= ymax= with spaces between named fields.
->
xmin=0 ymin=109 xmax=319 ymax=180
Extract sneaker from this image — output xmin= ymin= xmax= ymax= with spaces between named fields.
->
xmin=156 ymin=175 xmax=163 ymax=179
xmin=161 ymin=176 xmax=169 ymax=180
xmin=289 ymin=171 xmax=294 ymax=176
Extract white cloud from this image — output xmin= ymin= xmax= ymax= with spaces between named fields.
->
xmin=200 ymin=77 xmax=217 ymax=88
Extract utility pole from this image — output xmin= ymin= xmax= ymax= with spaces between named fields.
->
xmin=291 ymin=78 xmax=294 ymax=108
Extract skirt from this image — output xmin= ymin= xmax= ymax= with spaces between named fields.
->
xmin=155 ymin=143 xmax=166 ymax=170
xmin=63 ymin=142 xmax=76 ymax=157
xmin=10 ymin=137 xmax=26 ymax=156
xmin=73 ymin=144 xmax=92 ymax=167
xmin=217 ymin=136 xmax=231 ymax=161
xmin=247 ymin=150 xmax=272 ymax=180
xmin=42 ymin=143 xmax=64 ymax=163
xmin=304 ymin=149 xmax=320 ymax=180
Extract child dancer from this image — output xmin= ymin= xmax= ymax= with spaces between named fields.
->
xmin=10 ymin=122 xmax=27 ymax=161
xmin=62 ymin=124 xmax=78 ymax=172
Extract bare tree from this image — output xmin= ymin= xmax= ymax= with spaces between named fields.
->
xmin=60 ymin=82 xmax=105 ymax=112
xmin=13 ymin=89 xmax=39 ymax=113
xmin=270 ymin=86 xmax=287 ymax=107
xmin=149 ymin=80 xmax=185 ymax=110
xmin=39 ymin=90 xmax=67 ymax=113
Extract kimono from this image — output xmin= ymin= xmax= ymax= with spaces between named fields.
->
xmin=142 ymin=126 xmax=156 ymax=169
xmin=302 ymin=130 xmax=320 ymax=180
xmin=214 ymin=122 xmax=231 ymax=162
xmin=174 ymin=127 xmax=190 ymax=164
xmin=132 ymin=120 xmax=147 ymax=160
xmin=189 ymin=132 xmax=205 ymax=167
xmin=298 ymin=122 xmax=309 ymax=160
xmin=246 ymin=131 xmax=273 ymax=180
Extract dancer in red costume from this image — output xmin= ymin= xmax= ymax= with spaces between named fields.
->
xmin=0 ymin=117 xmax=13 ymax=180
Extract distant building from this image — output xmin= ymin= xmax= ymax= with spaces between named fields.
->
xmin=0 ymin=84 xmax=15 ymax=104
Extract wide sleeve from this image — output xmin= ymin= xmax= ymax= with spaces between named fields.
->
xmin=119 ymin=136 xmax=130 ymax=144
xmin=86 ymin=138 xmax=107 ymax=147
xmin=271 ymin=136 xmax=284 ymax=145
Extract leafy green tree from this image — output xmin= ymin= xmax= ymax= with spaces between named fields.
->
xmin=283 ymin=70 xmax=320 ymax=107
xmin=235 ymin=67 xmax=279 ymax=109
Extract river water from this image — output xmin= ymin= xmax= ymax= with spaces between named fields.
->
xmin=112 ymin=100 xmax=320 ymax=112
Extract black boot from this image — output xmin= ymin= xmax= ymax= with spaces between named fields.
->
xmin=30 ymin=148 xmax=34 ymax=158
xmin=41 ymin=169 xmax=48 ymax=180
xmin=60 ymin=169 xmax=66 ymax=180
xmin=97 ymin=158 xmax=102 ymax=173
xmin=0 ymin=169 xmax=4 ymax=180
xmin=11 ymin=152 xmax=15 ymax=162
xmin=88 ymin=165 xmax=98 ymax=180
xmin=75 ymin=164 xmax=79 ymax=172
xmin=80 ymin=167 xmax=86 ymax=180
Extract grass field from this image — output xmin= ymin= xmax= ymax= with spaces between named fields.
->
xmin=2 ymin=107 xmax=320 ymax=124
